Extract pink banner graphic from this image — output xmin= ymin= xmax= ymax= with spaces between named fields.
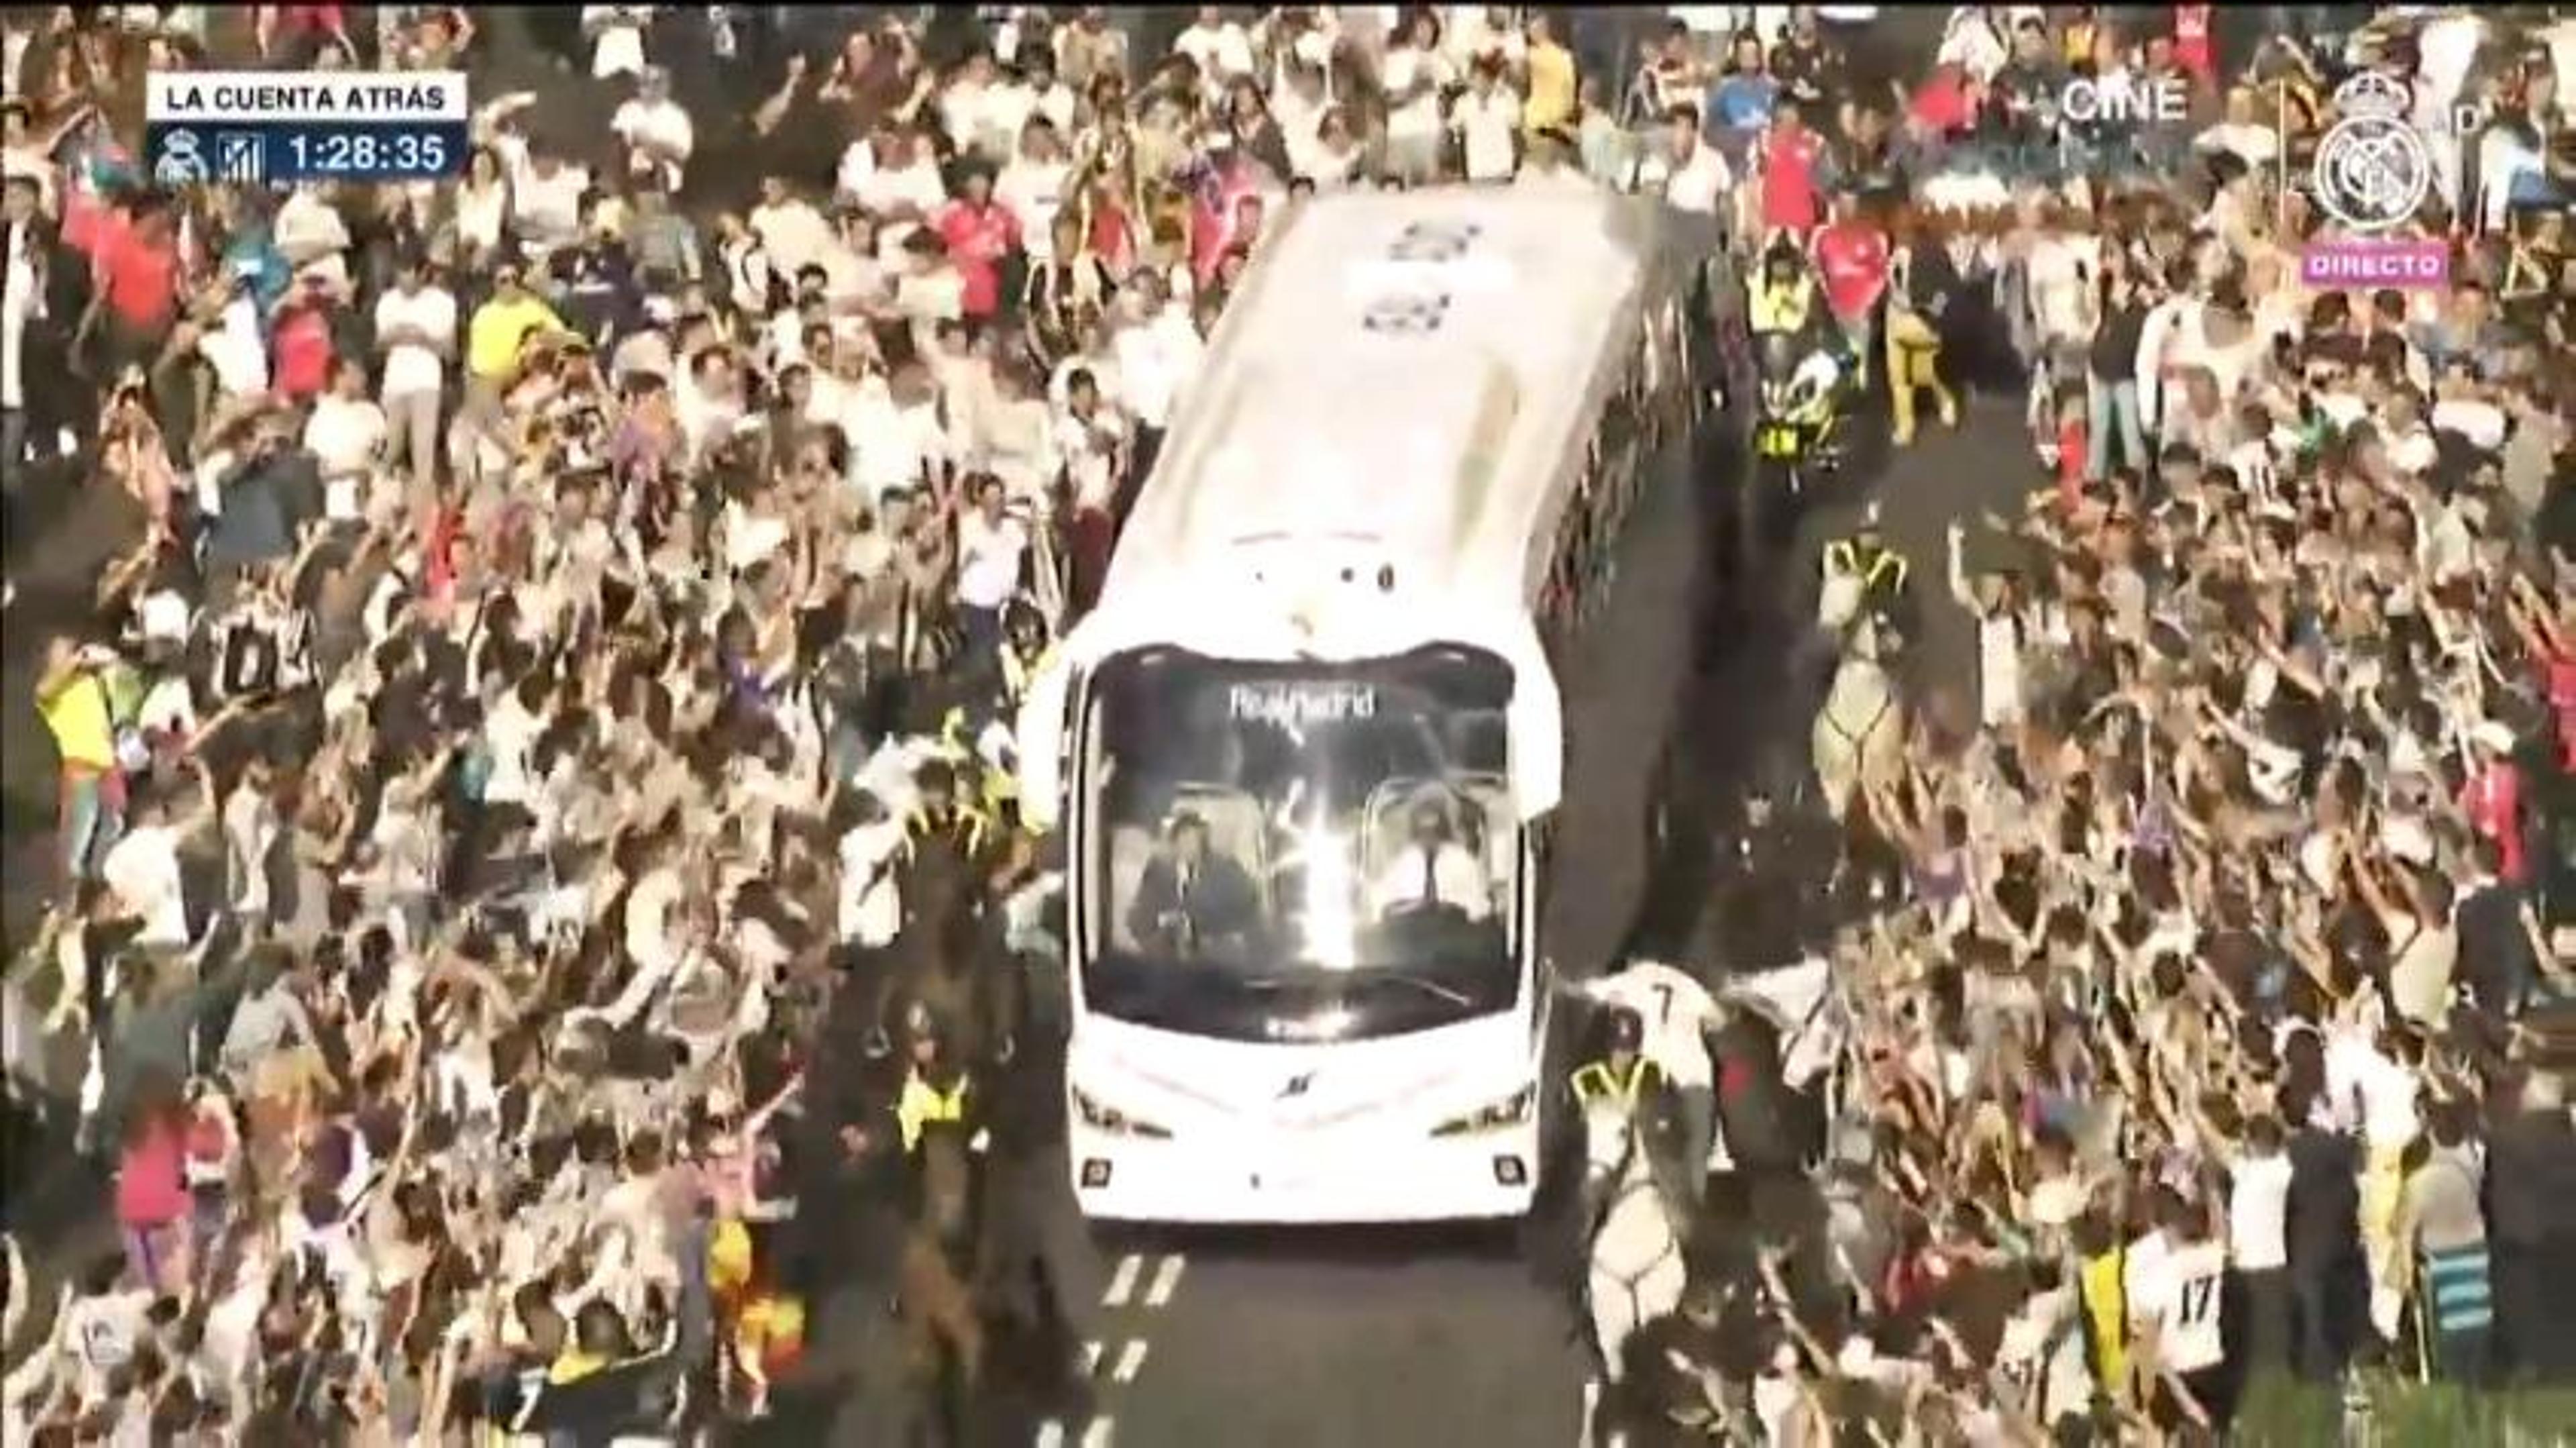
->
xmin=2300 ymin=240 xmax=2451 ymax=289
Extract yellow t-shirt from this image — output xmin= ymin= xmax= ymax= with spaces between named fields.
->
xmin=2078 ymin=1247 xmax=2129 ymax=1394
xmin=466 ymin=295 xmax=564 ymax=380
xmin=546 ymin=1347 xmax=607 ymax=1385
xmin=1524 ymin=42 xmax=1577 ymax=137
xmin=38 ymin=669 xmax=117 ymax=773
xmin=708 ymin=1217 xmax=755 ymax=1297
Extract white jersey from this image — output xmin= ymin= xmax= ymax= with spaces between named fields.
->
xmin=1578 ymin=960 xmax=1719 ymax=1089
xmin=1992 ymin=1285 xmax=2092 ymax=1428
xmin=2137 ymin=1239 xmax=2230 ymax=1375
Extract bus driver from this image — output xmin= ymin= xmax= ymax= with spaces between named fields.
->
xmin=1127 ymin=811 xmax=1262 ymax=958
xmin=1371 ymin=800 xmax=1493 ymax=921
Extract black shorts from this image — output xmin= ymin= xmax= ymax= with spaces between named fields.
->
xmin=2147 ymin=1362 xmax=2235 ymax=1438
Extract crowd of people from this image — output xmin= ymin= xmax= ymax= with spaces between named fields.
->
xmin=0 ymin=3 xmax=2571 ymax=1445
xmin=1591 ymin=5 xmax=2576 ymax=1445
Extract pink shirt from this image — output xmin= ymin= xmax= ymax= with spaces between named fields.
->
xmin=117 ymin=1120 xmax=189 ymax=1229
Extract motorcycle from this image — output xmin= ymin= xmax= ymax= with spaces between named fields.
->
xmin=1752 ymin=333 xmax=1847 ymax=497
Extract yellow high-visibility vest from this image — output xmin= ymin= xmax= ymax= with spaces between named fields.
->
xmin=1571 ymin=1057 xmax=1662 ymax=1113
xmin=897 ymin=1070 xmax=972 ymax=1153
xmin=1825 ymin=539 xmax=1907 ymax=596
xmin=1748 ymin=276 xmax=1813 ymax=336
xmin=907 ymin=801 xmax=991 ymax=859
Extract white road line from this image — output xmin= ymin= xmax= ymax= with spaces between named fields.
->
xmin=1111 ymin=1337 xmax=1150 ymax=1383
xmin=1038 ymin=1418 xmax=1117 ymax=1448
xmin=1101 ymin=1253 xmax=1142 ymax=1307
xmin=1081 ymin=1339 xmax=1105 ymax=1376
xmin=1142 ymin=1253 xmax=1185 ymax=1307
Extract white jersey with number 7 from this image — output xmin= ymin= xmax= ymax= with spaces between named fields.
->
xmin=1576 ymin=961 xmax=1720 ymax=1090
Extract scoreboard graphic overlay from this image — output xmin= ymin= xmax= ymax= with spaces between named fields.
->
xmin=146 ymin=71 xmax=470 ymax=187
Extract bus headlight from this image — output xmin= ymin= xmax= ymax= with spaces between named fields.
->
xmin=1070 ymin=1085 xmax=1173 ymax=1140
xmin=1432 ymin=1084 xmax=1536 ymax=1137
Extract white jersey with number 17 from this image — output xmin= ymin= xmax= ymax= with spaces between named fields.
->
xmin=2141 ymin=1239 xmax=2230 ymax=1376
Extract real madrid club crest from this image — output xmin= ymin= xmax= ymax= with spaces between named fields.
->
xmin=2310 ymin=71 xmax=2432 ymax=235
xmin=152 ymin=127 xmax=210 ymax=188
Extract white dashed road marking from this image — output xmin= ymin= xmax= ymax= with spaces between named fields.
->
xmin=1035 ymin=1415 xmax=1117 ymax=1447
xmin=1143 ymin=1253 xmax=1185 ymax=1306
xmin=1102 ymin=1252 xmax=1142 ymax=1306
xmin=1056 ymin=1252 xmax=1182 ymax=1441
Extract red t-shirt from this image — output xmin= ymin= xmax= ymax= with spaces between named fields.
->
xmin=1761 ymin=128 xmax=1825 ymax=233
xmin=1911 ymin=66 xmax=1976 ymax=135
xmin=274 ymin=4 xmax=346 ymax=37
xmin=936 ymin=200 xmax=1020 ymax=319
xmin=2057 ymin=416 xmax=2088 ymax=509
xmin=62 ymin=186 xmax=113 ymax=258
xmin=423 ymin=504 xmax=465 ymax=613
xmin=1088 ymin=201 xmax=1137 ymax=278
xmin=272 ymin=303 xmax=333 ymax=399
xmin=1815 ymin=221 xmax=1890 ymax=320
xmin=2172 ymin=6 xmax=2214 ymax=83
xmin=2547 ymin=650 xmax=2576 ymax=770
xmin=2461 ymin=762 xmax=2527 ymax=882
xmin=96 ymin=219 xmax=179 ymax=331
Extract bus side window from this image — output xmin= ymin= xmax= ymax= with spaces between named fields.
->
xmin=1554 ymin=442 xmax=1607 ymax=634
xmin=1597 ymin=385 xmax=1643 ymax=528
xmin=1542 ymin=541 xmax=1576 ymax=646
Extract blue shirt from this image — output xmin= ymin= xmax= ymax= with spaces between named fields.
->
xmin=1709 ymin=74 xmax=1778 ymax=134
xmin=223 ymin=228 xmax=291 ymax=316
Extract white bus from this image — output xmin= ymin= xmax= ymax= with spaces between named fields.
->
xmin=1016 ymin=186 xmax=1737 ymax=1225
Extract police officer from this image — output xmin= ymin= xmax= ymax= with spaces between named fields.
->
xmin=1707 ymin=774 xmax=1837 ymax=972
xmin=1746 ymin=236 xmax=1818 ymax=342
xmin=893 ymin=1002 xmax=980 ymax=1158
xmin=1560 ymin=1004 xmax=1686 ymax=1312
xmin=973 ymin=1002 xmax=1106 ymax=1396
xmin=1569 ymin=1005 xmax=1677 ymax=1125
xmin=1817 ymin=500 xmax=1914 ymax=645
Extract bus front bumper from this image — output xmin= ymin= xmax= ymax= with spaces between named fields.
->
xmin=1069 ymin=1123 xmax=1540 ymax=1226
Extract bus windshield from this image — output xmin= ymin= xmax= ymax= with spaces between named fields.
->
xmin=1083 ymin=645 xmax=1521 ymax=1042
